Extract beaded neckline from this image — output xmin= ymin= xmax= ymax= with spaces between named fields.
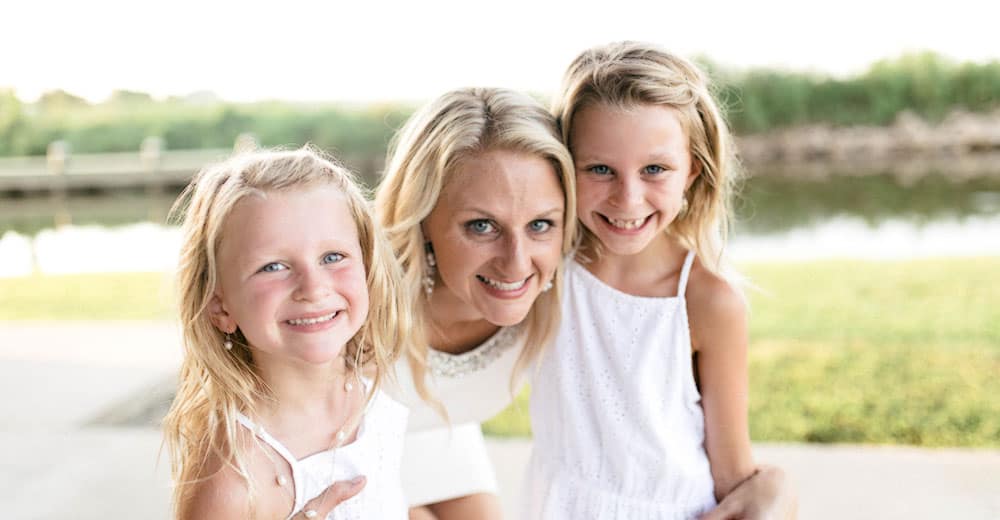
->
xmin=427 ymin=325 xmax=521 ymax=378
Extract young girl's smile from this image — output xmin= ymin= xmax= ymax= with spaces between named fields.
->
xmin=212 ymin=185 xmax=369 ymax=366
xmin=571 ymin=103 xmax=697 ymax=258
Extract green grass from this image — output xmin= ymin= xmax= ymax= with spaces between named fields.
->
xmin=0 ymin=272 xmax=175 ymax=320
xmin=3 ymin=258 xmax=998 ymax=446
xmin=485 ymin=258 xmax=1000 ymax=447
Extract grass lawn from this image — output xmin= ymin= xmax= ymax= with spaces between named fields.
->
xmin=3 ymin=257 xmax=998 ymax=446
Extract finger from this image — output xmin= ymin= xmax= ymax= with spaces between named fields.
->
xmin=698 ymin=499 xmax=739 ymax=520
xmin=299 ymin=476 xmax=367 ymax=518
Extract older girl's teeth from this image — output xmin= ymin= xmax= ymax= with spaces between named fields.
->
xmin=477 ymin=275 xmax=527 ymax=291
xmin=608 ymin=216 xmax=647 ymax=229
xmin=287 ymin=312 xmax=337 ymax=326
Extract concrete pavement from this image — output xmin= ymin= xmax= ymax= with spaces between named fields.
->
xmin=1 ymin=321 xmax=998 ymax=519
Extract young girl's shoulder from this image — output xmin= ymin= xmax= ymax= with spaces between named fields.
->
xmin=685 ymin=256 xmax=748 ymax=353
xmin=182 ymin=430 xmax=290 ymax=520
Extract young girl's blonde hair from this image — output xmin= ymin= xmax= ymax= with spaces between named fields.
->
xmin=162 ymin=145 xmax=410 ymax=517
xmin=375 ymin=87 xmax=576 ymax=400
xmin=554 ymin=41 xmax=741 ymax=275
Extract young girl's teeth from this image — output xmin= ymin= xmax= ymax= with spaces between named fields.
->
xmin=477 ymin=275 xmax=527 ymax=291
xmin=608 ymin=216 xmax=646 ymax=230
xmin=287 ymin=312 xmax=337 ymax=326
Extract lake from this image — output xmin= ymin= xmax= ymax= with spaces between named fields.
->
xmin=1 ymin=171 xmax=998 ymax=277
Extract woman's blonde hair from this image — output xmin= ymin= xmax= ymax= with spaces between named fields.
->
xmin=554 ymin=41 xmax=741 ymax=274
xmin=162 ymin=145 xmax=410 ymax=517
xmin=375 ymin=87 xmax=576 ymax=400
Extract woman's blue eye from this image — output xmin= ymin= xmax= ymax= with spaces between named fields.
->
xmin=322 ymin=252 xmax=345 ymax=264
xmin=259 ymin=262 xmax=286 ymax=273
xmin=467 ymin=220 xmax=497 ymax=234
xmin=644 ymin=165 xmax=666 ymax=175
xmin=529 ymin=220 xmax=553 ymax=233
xmin=590 ymin=165 xmax=611 ymax=175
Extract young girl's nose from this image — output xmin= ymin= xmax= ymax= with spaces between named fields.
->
xmin=610 ymin=174 xmax=643 ymax=207
xmin=293 ymin=267 xmax=331 ymax=302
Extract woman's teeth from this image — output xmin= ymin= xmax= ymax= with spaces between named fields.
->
xmin=286 ymin=312 xmax=338 ymax=326
xmin=606 ymin=215 xmax=647 ymax=230
xmin=477 ymin=275 xmax=527 ymax=291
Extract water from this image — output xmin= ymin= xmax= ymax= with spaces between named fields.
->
xmin=1 ymin=173 xmax=998 ymax=277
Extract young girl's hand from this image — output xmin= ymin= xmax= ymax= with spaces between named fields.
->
xmin=698 ymin=465 xmax=797 ymax=520
xmin=296 ymin=476 xmax=367 ymax=519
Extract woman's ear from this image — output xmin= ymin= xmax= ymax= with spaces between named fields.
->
xmin=686 ymin=154 xmax=702 ymax=190
xmin=207 ymin=292 xmax=237 ymax=334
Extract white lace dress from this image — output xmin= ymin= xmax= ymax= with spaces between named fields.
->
xmin=522 ymin=253 xmax=717 ymax=519
xmin=392 ymin=325 xmax=526 ymax=506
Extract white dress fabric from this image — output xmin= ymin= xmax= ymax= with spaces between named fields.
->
xmin=523 ymin=253 xmax=717 ymax=519
xmin=392 ymin=325 xmax=526 ymax=506
xmin=236 ymin=383 xmax=409 ymax=520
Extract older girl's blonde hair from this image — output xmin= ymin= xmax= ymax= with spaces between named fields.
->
xmin=375 ymin=87 xmax=576 ymax=400
xmin=162 ymin=145 xmax=410 ymax=517
xmin=554 ymin=41 xmax=741 ymax=274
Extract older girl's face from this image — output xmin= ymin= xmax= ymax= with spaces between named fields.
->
xmin=423 ymin=148 xmax=565 ymax=326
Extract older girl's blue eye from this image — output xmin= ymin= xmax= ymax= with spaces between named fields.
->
xmin=260 ymin=262 xmax=286 ymax=273
xmin=322 ymin=252 xmax=344 ymax=264
xmin=529 ymin=220 xmax=553 ymax=233
xmin=467 ymin=220 xmax=497 ymax=234
xmin=644 ymin=165 xmax=665 ymax=174
xmin=590 ymin=165 xmax=611 ymax=175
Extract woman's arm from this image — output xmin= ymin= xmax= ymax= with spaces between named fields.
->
xmin=688 ymin=269 xmax=756 ymax=500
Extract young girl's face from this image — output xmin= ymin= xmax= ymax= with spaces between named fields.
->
xmin=423 ymin=148 xmax=565 ymax=326
xmin=571 ymin=103 xmax=697 ymax=257
xmin=211 ymin=185 xmax=369 ymax=366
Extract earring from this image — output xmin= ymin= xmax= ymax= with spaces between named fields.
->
xmin=223 ymin=333 xmax=233 ymax=351
xmin=422 ymin=242 xmax=437 ymax=296
xmin=541 ymin=280 xmax=553 ymax=292
xmin=679 ymin=195 xmax=690 ymax=217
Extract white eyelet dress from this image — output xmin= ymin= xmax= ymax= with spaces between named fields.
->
xmin=391 ymin=325 xmax=526 ymax=506
xmin=236 ymin=382 xmax=409 ymax=520
xmin=522 ymin=252 xmax=717 ymax=519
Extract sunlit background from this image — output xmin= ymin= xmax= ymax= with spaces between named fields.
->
xmin=1 ymin=2 xmax=998 ymax=518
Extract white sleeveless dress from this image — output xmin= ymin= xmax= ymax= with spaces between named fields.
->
xmin=236 ymin=383 xmax=409 ymax=520
xmin=523 ymin=253 xmax=717 ymax=519
xmin=392 ymin=325 xmax=526 ymax=506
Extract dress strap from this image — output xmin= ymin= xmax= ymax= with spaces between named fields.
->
xmin=235 ymin=413 xmax=300 ymax=468
xmin=677 ymin=250 xmax=696 ymax=298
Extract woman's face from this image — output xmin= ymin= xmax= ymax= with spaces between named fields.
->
xmin=423 ymin=148 xmax=565 ymax=327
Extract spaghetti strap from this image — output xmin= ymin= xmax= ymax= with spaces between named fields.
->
xmin=235 ymin=413 xmax=300 ymax=468
xmin=677 ymin=250 xmax=696 ymax=298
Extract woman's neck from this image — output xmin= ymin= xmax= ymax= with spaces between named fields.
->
xmin=424 ymin=290 xmax=500 ymax=355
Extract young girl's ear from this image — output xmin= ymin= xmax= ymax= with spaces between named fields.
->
xmin=686 ymin=154 xmax=703 ymax=190
xmin=207 ymin=292 xmax=237 ymax=334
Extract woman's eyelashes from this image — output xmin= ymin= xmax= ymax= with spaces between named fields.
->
xmin=464 ymin=218 xmax=557 ymax=239
xmin=465 ymin=219 xmax=498 ymax=236
xmin=321 ymin=252 xmax=345 ymax=264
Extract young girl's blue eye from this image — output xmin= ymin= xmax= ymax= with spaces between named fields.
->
xmin=259 ymin=262 xmax=286 ymax=273
xmin=322 ymin=252 xmax=345 ymax=264
xmin=529 ymin=220 xmax=553 ymax=233
xmin=644 ymin=165 xmax=666 ymax=175
xmin=589 ymin=165 xmax=611 ymax=175
xmin=466 ymin=219 xmax=497 ymax=235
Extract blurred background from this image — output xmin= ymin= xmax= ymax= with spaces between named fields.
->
xmin=1 ymin=0 xmax=998 ymax=518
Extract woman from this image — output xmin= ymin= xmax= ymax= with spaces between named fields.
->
xmin=375 ymin=87 xmax=795 ymax=519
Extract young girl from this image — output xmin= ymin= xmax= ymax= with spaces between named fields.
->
xmin=162 ymin=147 xmax=411 ymax=520
xmin=524 ymin=42 xmax=757 ymax=519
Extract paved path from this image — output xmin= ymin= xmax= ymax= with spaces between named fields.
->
xmin=1 ymin=322 xmax=998 ymax=519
